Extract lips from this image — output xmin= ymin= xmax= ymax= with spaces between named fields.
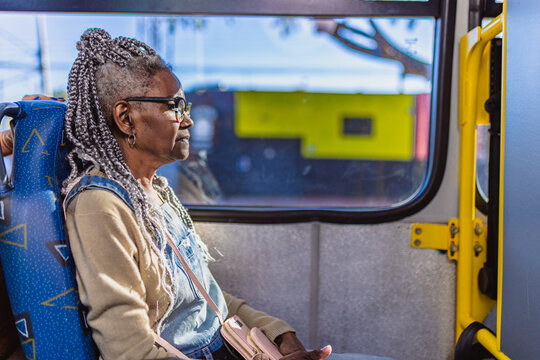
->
xmin=176 ymin=136 xmax=190 ymax=143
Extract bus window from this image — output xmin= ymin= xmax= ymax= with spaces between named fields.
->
xmin=476 ymin=124 xmax=490 ymax=208
xmin=0 ymin=9 xmax=449 ymax=222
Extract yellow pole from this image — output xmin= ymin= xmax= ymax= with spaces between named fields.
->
xmin=457 ymin=15 xmax=502 ymax=337
xmin=461 ymin=9 xmax=512 ymax=359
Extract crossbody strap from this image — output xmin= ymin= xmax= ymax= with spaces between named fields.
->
xmin=154 ymin=220 xmax=225 ymax=325
xmin=153 ymin=333 xmax=190 ymax=359
xmin=152 ymin=220 xmax=228 ymax=359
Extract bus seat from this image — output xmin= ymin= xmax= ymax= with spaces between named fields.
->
xmin=0 ymin=101 xmax=96 ymax=360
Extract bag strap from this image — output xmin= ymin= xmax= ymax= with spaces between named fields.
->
xmin=153 ymin=333 xmax=190 ymax=360
xmin=151 ymin=220 xmax=227 ymax=359
xmin=154 ymin=220 xmax=225 ymax=325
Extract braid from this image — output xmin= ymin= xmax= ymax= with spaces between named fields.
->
xmin=153 ymin=176 xmax=213 ymax=262
xmin=63 ymin=28 xmax=177 ymax=326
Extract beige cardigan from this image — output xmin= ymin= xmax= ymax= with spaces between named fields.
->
xmin=65 ymin=181 xmax=294 ymax=360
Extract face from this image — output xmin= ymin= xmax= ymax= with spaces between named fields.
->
xmin=129 ymin=70 xmax=193 ymax=164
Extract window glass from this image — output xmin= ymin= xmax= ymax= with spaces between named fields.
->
xmin=0 ymin=14 xmax=435 ymax=209
xmin=477 ymin=124 xmax=490 ymax=203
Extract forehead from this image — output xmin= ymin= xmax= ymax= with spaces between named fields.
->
xmin=148 ymin=70 xmax=183 ymax=97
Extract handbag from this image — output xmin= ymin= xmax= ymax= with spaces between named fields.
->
xmin=155 ymin=226 xmax=283 ymax=360
xmin=221 ymin=316 xmax=283 ymax=360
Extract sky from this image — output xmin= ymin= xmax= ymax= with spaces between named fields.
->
xmin=0 ymin=13 xmax=435 ymax=103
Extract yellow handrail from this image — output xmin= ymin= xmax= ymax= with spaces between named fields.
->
xmin=458 ymin=10 xmax=509 ymax=360
xmin=477 ymin=329 xmax=510 ymax=360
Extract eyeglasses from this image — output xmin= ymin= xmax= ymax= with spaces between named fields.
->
xmin=123 ymin=96 xmax=192 ymax=123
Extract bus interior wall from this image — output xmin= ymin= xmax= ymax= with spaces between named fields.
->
xmin=197 ymin=2 xmax=470 ymax=359
xmin=0 ymin=0 xmax=481 ymax=359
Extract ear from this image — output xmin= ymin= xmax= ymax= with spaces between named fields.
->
xmin=112 ymin=100 xmax=134 ymax=136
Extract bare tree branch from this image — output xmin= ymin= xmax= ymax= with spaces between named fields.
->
xmin=314 ymin=19 xmax=430 ymax=79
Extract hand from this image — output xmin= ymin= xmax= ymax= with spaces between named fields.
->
xmin=0 ymin=95 xmax=66 ymax=156
xmin=275 ymin=332 xmax=306 ymax=356
xmin=279 ymin=345 xmax=332 ymax=360
xmin=21 ymin=94 xmax=65 ymax=102
xmin=0 ymin=130 xmax=13 ymax=156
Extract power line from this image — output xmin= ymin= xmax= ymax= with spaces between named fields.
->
xmin=0 ymin=61 xmax=37 ymax=70
xmin=0 ymin=27 xmax=36 ymax=57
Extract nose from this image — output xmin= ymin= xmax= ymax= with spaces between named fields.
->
xmin=180 ymin=112 xmax=194 ymax=129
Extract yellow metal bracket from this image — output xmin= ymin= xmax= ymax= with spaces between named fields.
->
xmin=411 ymin=219 xmax=487 ymax=262
xmin=411 ymin=219 xmax=460 ymax=261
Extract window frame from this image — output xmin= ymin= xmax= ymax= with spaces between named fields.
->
xmin=1 ymin=0 xmax=456 ymax=224
xmin=2 ymin=0 xmax=439 ymax=17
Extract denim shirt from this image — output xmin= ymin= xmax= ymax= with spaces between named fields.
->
xmin=157 ymin=202 xmax=228 ymax=358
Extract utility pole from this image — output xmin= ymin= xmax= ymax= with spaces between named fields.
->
xmin=36 ymin=15 xmax=52 ymax=95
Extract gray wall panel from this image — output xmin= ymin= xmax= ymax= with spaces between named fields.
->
xmin=195 ymin=222 xmax=455 ymax=359
xmin=318 ymin=223 xmax=455 ymax=360
xmin=500 ymin=1 xmax=540 ymax=358
xmin=196 ymin=222 xmax=313 ymax=345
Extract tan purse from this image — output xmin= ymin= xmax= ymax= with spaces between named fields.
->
xmin=220 ymin=316 xmax=283 ymax=360
xmin=155 ymin=227 xmax=282 ymax=360
xmin=248 ymin=326 xmax=284 ymax=360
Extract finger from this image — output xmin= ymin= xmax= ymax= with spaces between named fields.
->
xmin=21 ymin=95 xmax=40 ymax=100
xmin=22 ymin=95 xmax=48 ymax=100
xmin=21 ymin=94 xmax=65 ymax=102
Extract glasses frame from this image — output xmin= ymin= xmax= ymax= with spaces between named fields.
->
xmin=123 ymin=96 xmax=192 ymax=123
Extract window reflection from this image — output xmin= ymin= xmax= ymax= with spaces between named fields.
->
xmin=0 ymin=14 xmax=436 ymax=209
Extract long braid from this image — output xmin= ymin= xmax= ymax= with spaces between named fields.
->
xmin=153 ymin=176 xmax=214 ymax=262
xmin=63 ymin=28 xmax=179 ymax=330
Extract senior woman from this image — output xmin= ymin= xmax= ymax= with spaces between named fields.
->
xmin=54 ymin=28 xmax=332 ymax=360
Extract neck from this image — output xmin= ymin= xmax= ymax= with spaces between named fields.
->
xmin=128 ymin=159 xmax=158 ymax=193
xmin=134 ymin=169 xmax=156 ymax=194
xmin=118 ymin=140 xmax=160 ymax=195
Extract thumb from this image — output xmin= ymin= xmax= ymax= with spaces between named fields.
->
xmin=315 ymin=345 xmax=332 ymax=360
xmin=321 ymin=345 xmax=332 ymax=359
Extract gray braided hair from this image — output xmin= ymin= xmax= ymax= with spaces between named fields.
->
xmin=63 ymin=28 xmax=169 ymax=196
xmin=63 ymin=28 xmax=187 ymax=329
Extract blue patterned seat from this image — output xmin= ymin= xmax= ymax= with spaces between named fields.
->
xmin=0 ymin=101 xmax=96 ymax=360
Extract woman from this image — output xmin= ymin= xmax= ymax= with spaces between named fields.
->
xmin=57 ymin=28 xmax=331 ymax=360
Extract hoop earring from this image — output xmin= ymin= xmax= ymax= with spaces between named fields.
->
xmin=128 ymin=133 xmax=136 ymax=147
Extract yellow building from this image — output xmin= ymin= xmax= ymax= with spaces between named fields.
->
xmin=234 ymin=91 xmax=418 ymax=161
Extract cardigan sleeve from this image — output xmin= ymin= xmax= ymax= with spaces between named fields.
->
xmin=223 ymin=291 xmax=295 ymax=344
xmin=66 ymin=189 xmax=178 ymax=360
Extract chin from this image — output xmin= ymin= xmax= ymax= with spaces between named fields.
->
xmin=172 ymin=143 xmax=190 ymax=161
xmin=176 ymin=151 xmax=190 ymax=161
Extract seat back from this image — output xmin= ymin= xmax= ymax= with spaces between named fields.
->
xmin=0 ymin=101 xmax=96 ymax=359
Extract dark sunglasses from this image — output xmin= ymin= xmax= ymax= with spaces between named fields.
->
xmin=123 ymin=96 xmax=192 ymax=123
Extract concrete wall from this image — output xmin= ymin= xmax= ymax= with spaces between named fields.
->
xmin=197 ymin=222 xmax=455 ymax=360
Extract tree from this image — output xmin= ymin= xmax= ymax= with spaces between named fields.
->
xmin=314 ymin=19 xmax=430 ymax=79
